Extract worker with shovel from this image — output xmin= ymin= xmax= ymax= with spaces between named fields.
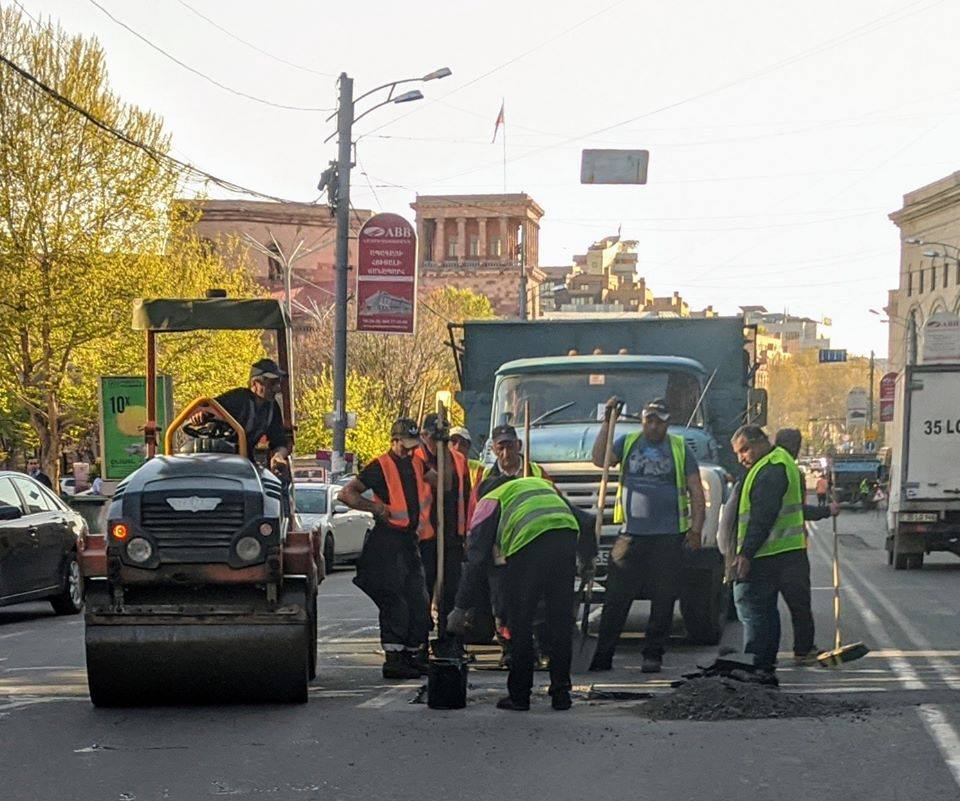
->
xmin=447 ymin=475 xmax=596 ymax=711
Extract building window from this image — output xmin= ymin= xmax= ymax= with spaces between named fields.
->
xmin=490 ymin=236 xmax=502 ymax=257
xmin=919 ymin=269 xmax=925 ymax=294
xmin=932 ymin=265 xmax=937 ymax=291
xmin=447 ymin=239 xmax=458 ymax=258
xmin=944 ymin=263 xmax=950 ymax=288
xmin=907 ymin=310 xmax=919 ymax=365
xmin=468 ymin=235 xmax=480 ymax=257
xmin=907 ymin=271 xmax=913 ymax=297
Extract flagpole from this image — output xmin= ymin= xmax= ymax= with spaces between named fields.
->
xmin=502 ymin=98 xmax=507 ymax=193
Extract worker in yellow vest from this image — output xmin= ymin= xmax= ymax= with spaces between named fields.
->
xmin=731 ymin=425 xmax=807 ymax=686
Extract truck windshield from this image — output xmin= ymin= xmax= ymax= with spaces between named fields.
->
xmin=493 ymin=369 xmax=703 ymax=427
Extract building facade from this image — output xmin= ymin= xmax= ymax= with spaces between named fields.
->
xmin=887 ymin=170 xmax=960 ymax=370
xmin=410 ymin=193 xmax=545 ymax=317
xmin=740 ymin=306 xmax=830 ymax=355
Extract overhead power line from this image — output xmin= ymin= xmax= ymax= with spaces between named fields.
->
xmin=85 ymin=0 xmax=332 ymax=112
xmin=172 ymin=0 xmax=335 ymax=78
xmin=0 ymin=52 xmax=309 ymax=203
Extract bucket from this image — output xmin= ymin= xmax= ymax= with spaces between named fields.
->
xmin=427 ymin=657 xmax=468 ymax=709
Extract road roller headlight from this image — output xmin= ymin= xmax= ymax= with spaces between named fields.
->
xmin=258 ymin=522 xmax=273 ymax=536
xmin=235 ymin=536 xmax=262 ymax=561
xmin=126 ymin=537 xmax=153 ymax=564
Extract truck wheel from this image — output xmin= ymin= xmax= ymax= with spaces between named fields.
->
xmin=680 ymin=567 xmax=726 ymax=645
xmin=307 ymin=583 xmax=318 ymax=680
xmin=50 ymin=554 xmax=83 ymax=615
xmin=323 ymin=534 xmax=335 ymax=577
xmin=887 ymin=547 xmax=893 ymax=566
xmin=908 ymin=553 xmax=924 ymax=570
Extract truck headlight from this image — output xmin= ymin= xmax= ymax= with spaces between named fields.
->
xmin=126 ymin=537 xmax=153 ymax=564
xmin=236 ymin=536 xmax=262 ymax=561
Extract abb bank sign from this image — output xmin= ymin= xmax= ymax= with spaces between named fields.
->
xmin=356 ymin=213 xmax=417 ymax=335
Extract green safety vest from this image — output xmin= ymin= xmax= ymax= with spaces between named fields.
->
xmin=482 ymin=476 xmax=578 ymax=559
xmin=482 ymin=462 xmax=543 ymax=482
xmin=613 ymin=433 xmax=691 ymax=532
xmin=737 ymin=446 xmax=805 ymax=559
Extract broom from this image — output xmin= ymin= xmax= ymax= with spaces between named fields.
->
xmin=818 ymin=503 xmax=869 ymax=667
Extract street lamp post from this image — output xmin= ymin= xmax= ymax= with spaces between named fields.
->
xmin=320 ymin=68 xmax=451 ymax=478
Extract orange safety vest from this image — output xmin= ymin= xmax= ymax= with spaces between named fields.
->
xmin=375 ymin=453 xmax=433 ymax=539
xmin=413 ymin=445 xmax=471 ymax=540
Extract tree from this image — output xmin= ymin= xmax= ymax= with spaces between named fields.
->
xmin=294 ymin=287 xmax=496 ymax=425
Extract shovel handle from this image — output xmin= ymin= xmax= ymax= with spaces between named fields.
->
xmin=595 ymin=402 xmax=622 ymax=546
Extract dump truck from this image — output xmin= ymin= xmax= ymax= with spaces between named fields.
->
xmin=886 ymin=364 xmax=960 ymax=569
xmin=830 ymin=453 xmax=883 ymax=505
xmin=451 ymin=316 xmax=766 ymax=644
xmin=80 ymin=296 xmax=321 ymax=705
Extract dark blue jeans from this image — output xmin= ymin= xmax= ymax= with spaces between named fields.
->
xmin=734 ymin=570 xmax=782 ymax=672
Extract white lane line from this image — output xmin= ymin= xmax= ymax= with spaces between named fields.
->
xmin=809 ymin=520 xmax=960 ymax=791
xmin=0 ymin=631 xmax=29 ymax=641
xmin=5 ymin=666 xmax=83 ymax=672
xmin=920 ymin=706 xmax=960 ymax=787
xmin=357 ymin=684 xmax=418 ymax=708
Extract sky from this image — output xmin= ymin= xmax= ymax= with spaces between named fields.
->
xmin=12 ymin=0 xmax=960 ymax=356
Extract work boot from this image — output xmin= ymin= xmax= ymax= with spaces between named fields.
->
xmin=641 ymin=655 xmax=662 ymax=673
xmin=793 ymin=648 xmax=824 ymax=667
xmin=588 ymin=653 xmax=612 ymax=672
xmin=496 ymin=696 xmax=530 ymax=711
xmin=382 ymin=651 xmax=421 ymax=680
xmin=404 ymin=650 xmax=430 ymax=677
xmin=757 ymin=670 xmax=779 ymax=688
xmin=550 ymin=689 xmax=572 ymax=711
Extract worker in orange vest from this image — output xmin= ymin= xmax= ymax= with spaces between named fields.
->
xmin=339 ymin=418 xmax=434 ymax=680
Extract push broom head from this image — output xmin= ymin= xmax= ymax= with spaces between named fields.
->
xmin=818 ymin=642 xmax=870 ymax=668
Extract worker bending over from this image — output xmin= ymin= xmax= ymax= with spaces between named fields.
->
xmin=448 ymin=475 xmax=596 ymax=712
xmin=340 ymin=418 xmax=434 ymax=680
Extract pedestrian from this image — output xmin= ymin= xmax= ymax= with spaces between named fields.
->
xmin=731 ymin=425 xmax=809 ymax=685
xmin=449 ymin=426 xmax=483 ymax=481
xmin=774 ymin=428 xmax=840 ymax=665
xmin=815 ymin=474 xmax=829 ymax=510
xmin=338 ymin=418 xmax=434 ymax=680
xmin=447 ymin=475 xmax=596 ymax=711
xmin=415 ymin=413 xmax=472 ymax=622
xmin=589 ymin=397 xmax=705 ymax=673
xmin=26 ymin=457 xmax=52 ymax=489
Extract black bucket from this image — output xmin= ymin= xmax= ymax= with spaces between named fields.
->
xmin=427 ymin=657 xmax=468 ymax=709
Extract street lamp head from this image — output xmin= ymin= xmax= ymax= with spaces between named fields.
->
xmin=422 ymin=67 xmax=452 ymax=81
xmin=869 ymin=309 xmax=882 ymax=316
xmin=905 ymin=237 xmax=923 ymax=245
xmin=923 ymin=250 xmax=940 ymax=258
xmin=393 ymin=89 xmax=424 ymax=104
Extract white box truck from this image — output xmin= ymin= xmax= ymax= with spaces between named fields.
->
xmin=887 ymin=364 xmax=960 ymax=569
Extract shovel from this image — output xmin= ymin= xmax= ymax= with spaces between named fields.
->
xmin=572 ymin=400 xmax=622 ymax=674
xmin=818 ymin=502 xmax=869 ymax=667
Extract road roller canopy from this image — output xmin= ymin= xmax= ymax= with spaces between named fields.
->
xmin=132 ymin=297 xmax=290 ymax=332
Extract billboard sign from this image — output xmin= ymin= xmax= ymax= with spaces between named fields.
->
xmin=846 ymin=386 xmax=869 ymax=428
xmin=356 ymin=212 xmax=417 ymax=334
xmin=879 ymin=371 xmax=898 ymax=422
xmin=819 ymin=348 xmax=847 ymax=363
xmin=922 ymin=311 xmax=960 ymax=363
xmin=580 ymin=149 xmax=649 ymax=185
xmin=99 ymin=376 xmax=173 ymax=480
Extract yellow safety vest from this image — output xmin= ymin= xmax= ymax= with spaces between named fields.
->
xmin=737 ymin=446 xmax=805 ymax=559
xmin=613 ymin=433 xmax=691 ymax=532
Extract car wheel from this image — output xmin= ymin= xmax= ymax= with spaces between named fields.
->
xmin=50 ymin=553 xmax=83 ymax=615
xmin=323 ymin=533 xmax=335 ymax=577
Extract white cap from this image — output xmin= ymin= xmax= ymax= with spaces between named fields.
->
xmin=449 ymin=426 xmax=471 ymax=442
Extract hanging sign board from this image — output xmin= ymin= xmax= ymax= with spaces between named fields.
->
xmin=99 ymin=376 xmax=173 ymax=480
xmin=922 ymin=311 xmax=960 ymax=363
xmin=356 ymin=212 xmax=417 ymax=334
xmin=879 ymin=371 xmax=898 ymax=423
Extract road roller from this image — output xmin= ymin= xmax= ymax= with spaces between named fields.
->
xmin=80 ymin=294 xmax=321 ymax=706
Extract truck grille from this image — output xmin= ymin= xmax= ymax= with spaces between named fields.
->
xmin=140 ymin=495 xmax=245 ymax=560
xmin=552 ymin=472 xmax=619 ymax=525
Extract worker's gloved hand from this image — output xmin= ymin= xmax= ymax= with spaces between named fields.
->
xmin=188 ymin=411 xmax=211 ymax=427
xmin=604 ymin=395 xmax=621 ymax=412
xmin=577 ymin=555 xmax=596 ymax=583
xmin=446 ymin=607 xmax=469 ymax=635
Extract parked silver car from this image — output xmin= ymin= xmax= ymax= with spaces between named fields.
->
xmin=294 ymin=482 xmax=373 ymax=572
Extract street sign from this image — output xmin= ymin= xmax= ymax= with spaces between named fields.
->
xmin=846 ymin=386 xmax=868 ymax=428
xmin=879 ymin=371 xmax=898 ymax=422
xmin=922 ymin=311 xmax=960 ymax=363
xmin=356 ymin=212 xmax=417 ymax=335
xmin=819 ymin=348 xmax=847 ymax=363
xmin=580 ymin=149 xmax=649 ymax=185
xmin=99 ymin=376 xmax=173 ymax=480
xmin=864 ymin=428 xmax=878 ymax=442
xmin=865 ymin=441 xmax=876 ymax=453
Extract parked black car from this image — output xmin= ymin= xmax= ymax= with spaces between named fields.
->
xmin=0 ymin=470 xmax=85 ymax=614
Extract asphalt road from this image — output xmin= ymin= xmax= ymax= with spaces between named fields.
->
xmin=2 ymin=507 xmax=960 ymax=801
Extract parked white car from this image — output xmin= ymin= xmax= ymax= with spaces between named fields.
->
xmin=294 ymin=482 xmax=373 ymax=571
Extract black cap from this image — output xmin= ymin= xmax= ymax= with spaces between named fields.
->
xmin=421 ymin=412 xmax=440 ymax=435
xmin=390 ymin=417 xmax=421 ymax=447
xmin=641 ymin=398 xmax=670 ymax=421
xmin=250 ymin=358 xmax=287 ymax=380
xmin=491 ymin=424 xmax=519 ymax=444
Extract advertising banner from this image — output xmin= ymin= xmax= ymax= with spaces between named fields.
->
xmin=879 ymin=371 xmax=898 ymax=423
xmin=922 ymin=311 xmax=960 ymax=363
xmin=845 ymin=386 xmax=869 ymax=428
xmin=356 ymin=213 xmax=417 ymax=334
xmin=99 ymin=376 xmax=173 ymax=480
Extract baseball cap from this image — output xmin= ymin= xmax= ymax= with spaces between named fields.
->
xmin=491 ymin=424 xmax=519 ymax=444
xmin=250 ymin=358 xmax=287 ymax=380
xmin=641 ymin=399 xmax=670 ymax=421
xmin=421 ymin=412 xmax=440 ymax=435
xmin=390 ymin=417 xmax=421 ymax=448
xmin=449 ymin=426 xmax=471 ymax=442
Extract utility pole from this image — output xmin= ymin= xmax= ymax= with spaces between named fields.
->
xmin=331 ymin=73 xmax=354 ymax=478
xmin=868 ymin=349 xmax=875 ymax=430
xmin=518 ymin=222 xmax=527 ymax=321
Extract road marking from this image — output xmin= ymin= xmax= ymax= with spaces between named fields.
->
xmin=357 ymin=684 xmax=419 ymax=708
xmin=919 ymin=705 xmax=960 ymax=787
xmin=0 ymin=631 xmax=29 ymax=641
xmin=5 ymin=665 xmax=83 ymax=672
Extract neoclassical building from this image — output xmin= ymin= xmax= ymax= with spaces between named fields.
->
xmin=888 ymin=171 xmax=960 ymax=369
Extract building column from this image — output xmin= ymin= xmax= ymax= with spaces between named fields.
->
xmin=416 ymin=217 xmax=428 ymax=265
xmin=499 ymin=216 xmax=508 ymax=260
xmin=478 ymin=217 xmax=487 ymax=258
xmin=434 ymin=215 xmax=445 ymax=264
xmin=457 ymin=217 xmax=467 ymax=260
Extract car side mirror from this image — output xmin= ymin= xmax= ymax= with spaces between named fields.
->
xmin=0 ymin=505 xmax=23 ymax=521
xmin=333 ymin=503 xmax=350 ymax=514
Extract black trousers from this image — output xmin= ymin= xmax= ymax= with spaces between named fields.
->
xmin=595 ymin=533 xmax=684 ymax=660
xmin=420 ymin=535 xmax=463 ymax=620
xmin=779 ymin=548 xmax=815 ymax=655
xmin=353 ymin=527 xmax=431 ymax=649
xmin=504 ymin=530 xmax=577 ymax=702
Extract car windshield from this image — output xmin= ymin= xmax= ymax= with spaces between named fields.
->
xmin=296 ymin=487 xmax=328 ymax=513
xmin=492 ymin=369 xmax=704 ymax=427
